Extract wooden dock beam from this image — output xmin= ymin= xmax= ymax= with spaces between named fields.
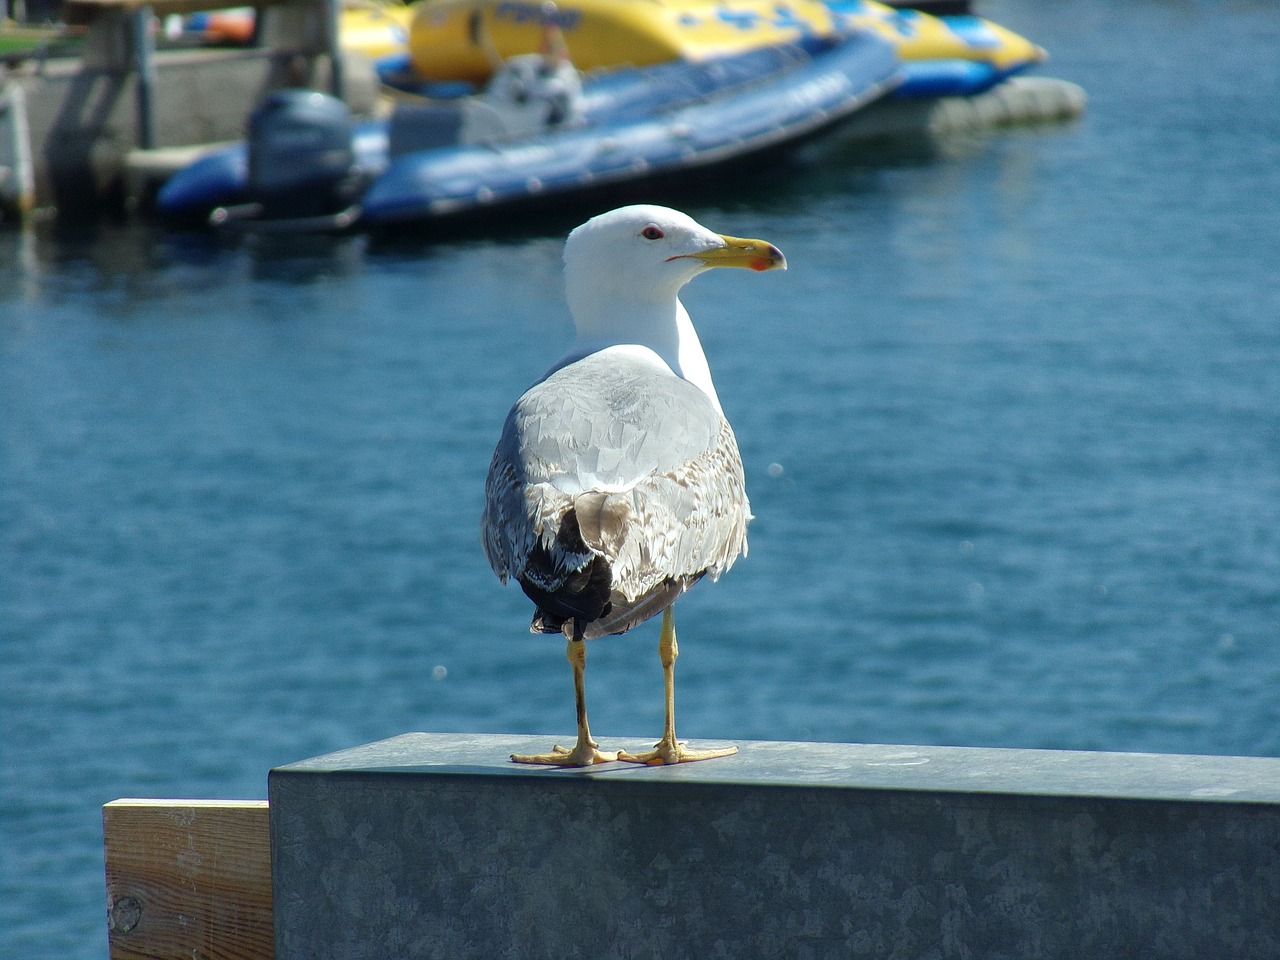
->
xmin=103 ymin=799 xmax=272 ymax=960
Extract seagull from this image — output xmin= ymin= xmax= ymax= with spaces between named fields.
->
xmin=481 ymin=204 xmax=786 ymax=765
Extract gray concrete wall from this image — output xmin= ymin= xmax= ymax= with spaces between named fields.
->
xmin=16 ymin=47 xmax=275 ymax=213
xmin=270 ymin=733 xmax=1280 ymax=960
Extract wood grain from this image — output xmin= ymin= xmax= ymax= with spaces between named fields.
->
xmin=103 ymin=799 xmax=273 ymax=960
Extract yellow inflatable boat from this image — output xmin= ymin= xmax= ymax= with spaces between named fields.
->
xmin=342 ymin=2 xmax=418 ymax=62
xmin=407 ymin=0 xmax=841 ymax=82
xmin=831 ymin=0 xmax=1043 ymax=73
xmin=399 ymin=0 xmax=1043 ymax=95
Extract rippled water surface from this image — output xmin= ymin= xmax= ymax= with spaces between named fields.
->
xmin=4 ymin=1 xmax=1279 ymax=955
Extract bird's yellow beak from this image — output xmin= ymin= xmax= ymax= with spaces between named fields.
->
xmin=685 ymin=235 xmax=787 ymax=273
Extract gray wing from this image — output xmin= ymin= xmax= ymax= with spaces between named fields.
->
xmin=481 ymin=351 xmax=750 ymax=632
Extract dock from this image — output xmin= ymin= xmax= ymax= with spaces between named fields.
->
xmin=104 ymin=734 xmax=1280 ymax=959
xmin=1 ymin=0 xmax=378 ymax=219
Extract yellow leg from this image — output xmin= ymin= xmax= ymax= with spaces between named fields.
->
xmin=618 ymin=606 xmax=738 ymax=765
xmin=511 ymin=635 xmax=618 ymax=766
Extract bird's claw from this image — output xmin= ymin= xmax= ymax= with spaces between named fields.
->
xmin=617 ymin=739 xmax=737 ymax=765
xmin=511 ymin=742 xmax=619 ymax=766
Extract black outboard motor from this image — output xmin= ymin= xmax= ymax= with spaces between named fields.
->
xmin=247 ymin=90 xmax=363 ymax=220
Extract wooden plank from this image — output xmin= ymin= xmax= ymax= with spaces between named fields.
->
xmin=103 ymin=799 xmax=273 ymax=960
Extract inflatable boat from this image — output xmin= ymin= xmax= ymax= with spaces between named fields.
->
xmin=405 ymin=0 xmax=840 ymax=81
xmin=829 ymin=1 xmax=1044 ymax=97
xmin=394 ymin=0 xmax=1042 ymax=98
xmin=156 ymin=29 xmax=901 ymax=230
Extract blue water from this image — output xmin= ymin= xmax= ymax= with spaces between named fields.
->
xmin=3 ymin=0 xmax=1279 ymax=955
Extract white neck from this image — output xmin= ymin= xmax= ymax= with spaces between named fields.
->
xmin=565 ymin=293 xmax=723 ymax=414
xmin=670 ymin=299 xmax=722 ymax=414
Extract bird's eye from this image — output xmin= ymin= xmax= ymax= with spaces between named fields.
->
xmin=641 ymin=225 xmax=665 ymax=240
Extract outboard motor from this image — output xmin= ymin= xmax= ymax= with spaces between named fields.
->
xmin=247 ymin=90 xmax=362 ymax=220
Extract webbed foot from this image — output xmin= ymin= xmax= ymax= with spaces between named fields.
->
xmin=511 ymin=740 xmax=619 ymax=766
xmin=616 ymin=738 xmax=737 ymax=765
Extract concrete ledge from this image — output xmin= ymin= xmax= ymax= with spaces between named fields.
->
xmin=270 ymin=734 xmax=1280 ymax=960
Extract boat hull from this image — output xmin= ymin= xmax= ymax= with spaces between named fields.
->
xmin=156 ymin=32 xmax=900 ymax=229
xmin=363 ymin=34 xmax=899 ymax=225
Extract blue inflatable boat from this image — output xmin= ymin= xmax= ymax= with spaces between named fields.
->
xmin=155 ymin=31 xmax=900 ymax=230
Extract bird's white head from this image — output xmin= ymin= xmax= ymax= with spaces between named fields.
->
xmin=563 ymin=204 xmax=786 ymax=342
xmin=556 ymin=204 xmax=785 ymax=411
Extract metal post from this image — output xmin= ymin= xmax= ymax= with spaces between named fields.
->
xmin=130 ymin=5 xmax=156 ymax=149
xmin=325 ymin=0 xmax=344 ymax=100
xmin=0 ymin=78 xmax=37 ymax=218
